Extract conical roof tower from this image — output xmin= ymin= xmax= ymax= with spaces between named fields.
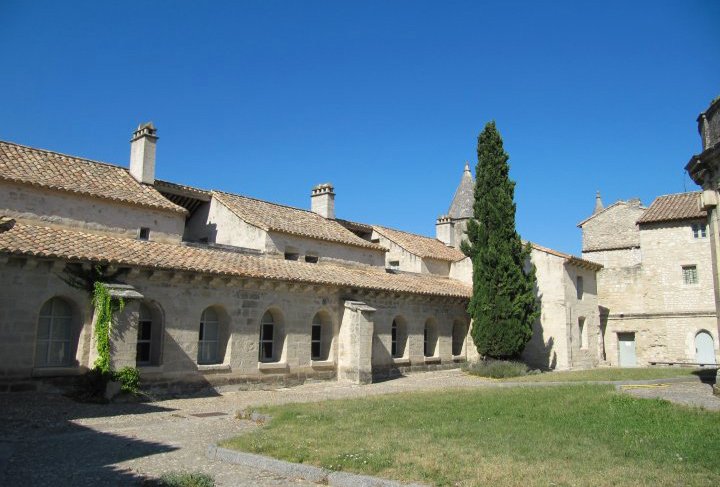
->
xmin=448 ymin=162 xmax=474 ymax=219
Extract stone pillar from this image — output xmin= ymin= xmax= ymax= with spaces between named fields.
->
xmin=337 ymin=301 xmax=376 ymax=384
xmin=109 ymin=300 xmax=140 ymax=370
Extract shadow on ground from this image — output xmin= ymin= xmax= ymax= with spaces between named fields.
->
xmin=0 ymin=393 xmax=179 ymax=486
xmin=693 ymin=367 xmax=718 ymax=385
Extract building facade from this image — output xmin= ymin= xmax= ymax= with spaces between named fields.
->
xmin=0 ymin=123 xmax=602 ymax=393
xmin=579 ymin=191 xmax=719 ymax=367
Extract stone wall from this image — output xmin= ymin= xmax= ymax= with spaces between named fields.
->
xmin=588 ymin=217 xmax=718 ymax=366
xmin=580 ymin=201 xmax=644 ymax=252
xmin=0 ymin=255 xmax=470 ymax=389
xmin=0 ymin=181 xmax=185 ymax=243
xmin=373 ymin=231 xmax=422 ymax=272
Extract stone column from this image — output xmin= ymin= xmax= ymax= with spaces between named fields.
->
xmin=337 ymin=301 xmax=376 ymax=384
xmin=109 ymin=300 xmax=140 ymax=370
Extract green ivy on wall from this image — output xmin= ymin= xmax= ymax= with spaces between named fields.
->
xmin=91 ymin=281 xmax=124 ymax=374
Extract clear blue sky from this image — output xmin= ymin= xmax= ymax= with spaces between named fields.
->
xmin=1 ymin=1 xmax=718 ymax=254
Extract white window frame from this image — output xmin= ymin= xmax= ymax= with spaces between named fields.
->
xmin=692 ymin=223 xmax=707 ymax=239
xmin=36 ymin=298 xmax=73 ymax=367
xmin=198 ymin=308 xmax=220 ymax=364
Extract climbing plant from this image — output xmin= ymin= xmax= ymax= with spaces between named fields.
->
xmin=61 ymin=265 xmax=140 ymax=397
xmin=91 ymin=281 xmax=124 ymax=374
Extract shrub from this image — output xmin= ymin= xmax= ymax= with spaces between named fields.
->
xmin=143 ymin=472 xmax=215 ymax=487
xmin=464 ymin=359 xmax=529 ymax=379
xmin=114 ymin=366 xmax=141 ymax=394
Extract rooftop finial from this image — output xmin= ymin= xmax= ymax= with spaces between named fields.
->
xmin=594 ymin=190 xmax=604 ymax=214
xmin=464 ymin=161 xmax=470 ymax=173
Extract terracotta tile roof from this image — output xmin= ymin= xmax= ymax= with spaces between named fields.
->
xmin=212 ymin=191 xmax=384 ymax=251
xmin=0 ymin=219 xmax=471 ymax=298
xmin=528 ymin=242 xmax=603 ymax=270
xmin=0 ymin=140 xmax=186 ymax=214
xmin=372 ymin=225 xmax=466 ymax=262
xmin=637 ymin=192 xmax=706 ymax=224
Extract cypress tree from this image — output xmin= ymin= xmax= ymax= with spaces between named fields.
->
xmin=461 ymin=121 xmax=539 ymax=359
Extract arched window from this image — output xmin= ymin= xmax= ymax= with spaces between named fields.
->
xmin=391 ymin=317 xmax=407 ymax=358
xmin=198 ymin=307 xmax=220 ymax=364
xmin=452 ymin=320 xmax=467 ymax=356
xmin=36 ymin=297 xmax=74 ymax=367
xmin=259 ymin=311 xmax=275 ymax=362
xmin=424 ymin=318 xmax=438 ymax=357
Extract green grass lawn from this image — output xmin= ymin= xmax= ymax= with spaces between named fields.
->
xmin=504 ymin=366 xmax=707 ymax=382
xmin=222 ymin=386 xmax=720 ymax=487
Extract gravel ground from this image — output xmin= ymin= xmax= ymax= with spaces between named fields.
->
xmin=1 ymin=369 xmax=717 ymax=486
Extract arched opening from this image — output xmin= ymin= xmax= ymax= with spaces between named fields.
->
xmin=137 ymin=302 xmax=163 ymax=366
xmin=311 ymin=311 xmax=333 ymax=361
xmin=452 ymin=319 xmax=467 ymax=356
xmin=424 ymin=318 xmax=438 ymax=357
xmin=36 ymin=297 xmax=79 ymax=367
xmin=259 ymin=309 xmax=285 ymax=362
xmin=198 ymin=306 xmax=230 ymax=365
xmin=695 ymin=330 xmax=716 ymax=365
xmin=391 ymin=316 xmax=408 ymax=358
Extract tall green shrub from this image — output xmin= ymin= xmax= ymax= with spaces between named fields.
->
xmin=461 ymin=121 xmax=539 ymax=358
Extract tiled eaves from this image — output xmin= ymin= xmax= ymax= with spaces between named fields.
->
xmin=529 ymin=242 xmax=603 ymax=271
xmin=212 ymin=191 xmax=386 ymax=252
xmin=372 ymin=225 xmax=466 ymax=262
xmin=0 ymin=140 xmax=187 ymax=215
xmin=0 ymin=220 xmax=471 ymax=299
xmin=636 ymin=192 xmax=705 ymax=224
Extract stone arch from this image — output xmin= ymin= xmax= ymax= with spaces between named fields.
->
xmin=391 ymin=315 xmax=408 ymax=358
xmin=35 ymin=296 xmax=82 ymax=367
xmin=197 ymin=305 xmax=231 ymax=365
xmin=259 ymin=307 xmax=286 ymax=362
xmin=424 ymin=317 xmax=438 ymax=357
xmin=451 ymin=318 xmax=468 ymax=356
xmin=310 ymin=309 xmax=334 ymax=361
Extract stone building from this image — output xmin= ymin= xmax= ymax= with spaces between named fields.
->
xmin=0 ymin=123 xmax=601 ymax=393
xmin=686 ymin=96 xmax=720 ymax=392
xmin=579 ymin=190 xmax=719 ymax=367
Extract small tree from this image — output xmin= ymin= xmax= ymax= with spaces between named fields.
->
xmin=461 ymin=121 xmax=539 ymax=359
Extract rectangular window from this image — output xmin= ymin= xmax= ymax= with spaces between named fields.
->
xmin=136 ymin=319 xmax=152 ymax=364
xmin=391 ymin=323 xmax=397 ymax=357
xmin=692 ymin=223 xmax=707 ymax=239
xmin=260 ymin=323 xmax=274 ymax=361
xmin=305 ymin=255 xmax=319 ymax=263
xmin=284 ymin=252 xmax=299 ymax=261
xmin=311 ymin=323 xmax=322 ymax=360
xmin=198 ymin=322 xmax=219 ymax=364
xmin=138 ymin=227 xmax=150 ymax=240
xmin=682 ymin=265 xmax=698 ymax=285
xmin=576 ymin=276 xmax=584 ymax=300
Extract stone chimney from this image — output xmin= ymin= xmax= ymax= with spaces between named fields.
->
xmin=311 ymin=183 xmax=335 ymax=219
xmin=129 ymin=122 xmax=158 ymax=185
xmin=436 ymin=215 xmax=454 ymax=247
